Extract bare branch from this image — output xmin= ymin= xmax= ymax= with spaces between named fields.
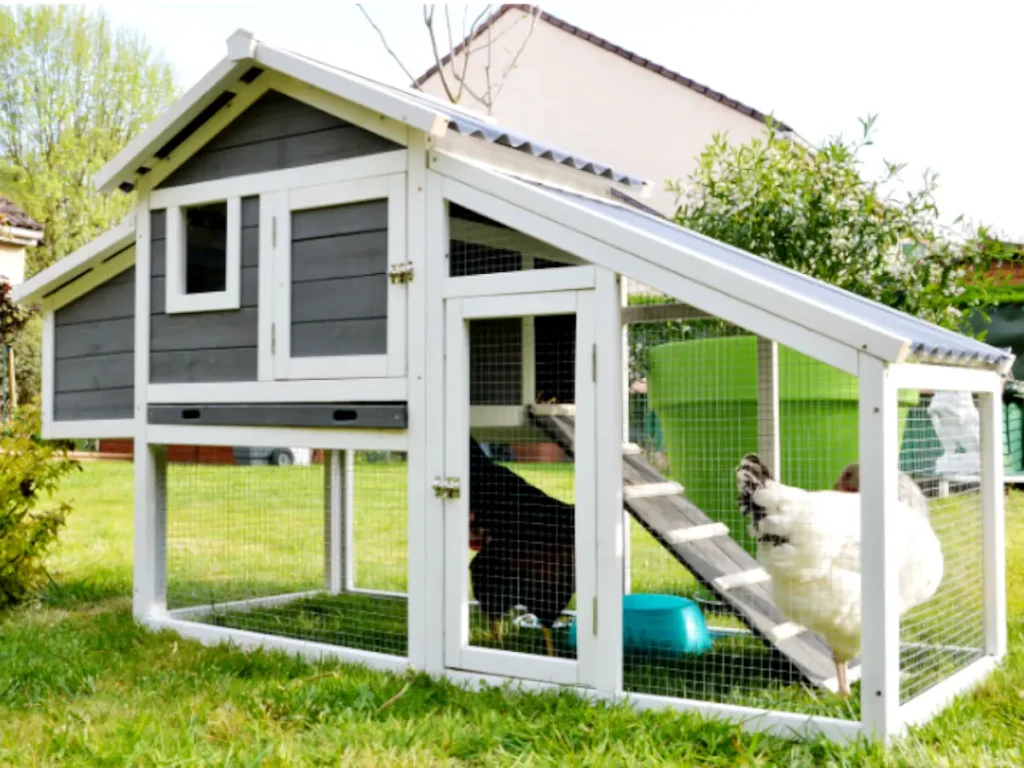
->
xmin=422 ymin=4 xmax=458 ymax=103
xmin=490 ymin=6 xmax=539 ymax=106
xmin=356 ymin=4 xmax=422 ymax=89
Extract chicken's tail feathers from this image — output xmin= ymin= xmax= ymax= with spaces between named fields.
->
xmin=736 ymin=453 xmax=772 ymax=519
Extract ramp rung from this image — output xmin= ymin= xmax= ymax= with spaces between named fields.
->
xmin=713 ymin=567 xmax=771 ymax=592
xmin=767 ymin=622 xmax=807 ymax=643
xmin=664 ymin=522 xmax=730 ymax=544
xmin=623 ymin=481 xmax=683 ymax=500
xmin=622 ymin=443 xmax=643 ymax=455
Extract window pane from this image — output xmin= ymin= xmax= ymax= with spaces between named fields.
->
xmin=185 ymin=202 xmax=227 ymax=294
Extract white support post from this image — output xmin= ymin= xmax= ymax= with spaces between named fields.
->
xmin=134 ymin=444 xmax=167 ymax=618
xmin=324 ymin=450 xmax=345 ymax=594
xmin=343 ymin=450 xmax=356 ymax=591
xmin=979 ymin=390 xmax=1008 ymax=659
xmin=595 ymin=270 xmax=624 ymax=696
xmin=522 ymin=316 xmax=536 ymax=405
xmin=420 ymin=166 xmax=448 ymax=674
xmin=620 ymin=277 xmax=632 ymax=596
xmin=405 ymin=131 xmax=429 ymax=670
xmin=756 ymin=337 xmax=780 ymax=478
xmin=858 ymin=353 xmax=901 ymax=742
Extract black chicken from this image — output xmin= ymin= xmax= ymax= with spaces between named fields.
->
xmin=468 ymin=438 xmax=576 ymax=656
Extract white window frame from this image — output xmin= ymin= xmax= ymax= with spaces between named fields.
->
xmin=272 ymin=172 xmax=407 ymax=381
xmin=165 ymin=196 xmax=242 ymax=314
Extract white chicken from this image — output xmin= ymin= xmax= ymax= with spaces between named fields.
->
xmin=735 ymin=454 xmax=944 ymax=697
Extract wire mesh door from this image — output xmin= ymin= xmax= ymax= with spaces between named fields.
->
xmin=444 ymin=290 xmax=597 ymax=686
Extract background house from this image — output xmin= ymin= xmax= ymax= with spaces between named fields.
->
xmin=415 ymin=5 xmax=798 ymax=218
xmin=0 ymin=194 xmax=43 ymax=287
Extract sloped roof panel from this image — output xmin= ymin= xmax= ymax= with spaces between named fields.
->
xmin=536 ymin=182 xmax=1013 ymax=371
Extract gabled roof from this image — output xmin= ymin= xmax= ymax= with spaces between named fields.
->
xmin=11 ymin=216 xmax=134 ymax=305
xmin=0 ymin=195 xmax=42 ymax=232
xmin=414 ymin=5 xmax=796 ymax=134
xmin=94 ymin=29 xmax=647 ymax=195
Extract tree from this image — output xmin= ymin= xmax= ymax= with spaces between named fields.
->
xmin=0 ymin=5 xmax=178 ymax=402
xmin=668 ymin=116 xmax=1008 ymax=335
xmin=357 ymin=4 xmax=539 ymax=113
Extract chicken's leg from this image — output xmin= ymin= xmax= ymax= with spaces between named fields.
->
xmin=541 ymin=627 xmax=555 ymax=657
xmin=834 ymin=655 xmax=850 ymax=698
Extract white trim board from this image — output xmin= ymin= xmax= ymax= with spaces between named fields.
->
xmin=14 ymin=217 xmax=135 ymax=306
xmin=44 ymin=420 xmax=134 ymax=440
xmin=147 ymin=378 xmax=408 ymax=404
xmin=146 ymin=424 xmax=407 ymax=452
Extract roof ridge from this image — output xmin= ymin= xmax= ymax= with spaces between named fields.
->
xmin=413 ymin=5 xmax=795 ymax=134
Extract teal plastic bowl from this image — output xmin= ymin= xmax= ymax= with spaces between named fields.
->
xmin=568 ymin=594 xmax=713 ymax=655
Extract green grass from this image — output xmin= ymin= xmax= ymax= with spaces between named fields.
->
xmin=1 ymin=460 xmax=1023 ymax=764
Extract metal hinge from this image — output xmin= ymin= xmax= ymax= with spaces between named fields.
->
xmin=432 ymin=476 xmax=461 ymax=499
xmin=389 ymin=262 xmax=415 ymax=284
xmin=271 ymin=323 xmax=276 ymax=355
xmin=272 ymin=216 xmax=277 ymax=248
xmin=592 ymin=597 xmax=598 ymax=635
xmin=591 ymin=344 xmax=597 ymax=382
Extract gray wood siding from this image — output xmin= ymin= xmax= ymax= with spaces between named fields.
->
xmin=149 ymin=200 xmax=260 ymax=383
xmin=158 ymin=90 xmax=401 ymax=189
xmin=290 ymin=200 xmax=388 ymax=358
xmin=53 ymin=267 xmax=135 ymax=421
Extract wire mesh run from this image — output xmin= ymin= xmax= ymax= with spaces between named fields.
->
xmin=449 ymin=203 xmax=579 ymax=277
xmin=467 ymin=314 xmax=578 ymax=660
xmin=896 ymin=391 xmax=984 ymax=703
xmin=622 ymin=288 xmax=876 ymax=719
xmin=166 ymin=445 xmax=408 ymax=658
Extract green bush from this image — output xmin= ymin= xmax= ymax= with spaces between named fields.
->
xmin=0 ymin=403 xmax=81 ymax=609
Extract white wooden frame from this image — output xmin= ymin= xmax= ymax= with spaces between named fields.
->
xmin=38 ymin=244 xmax=135 ymax=314
xmin=145 ymin=424 xmax=406 ymax=452
xmin=443 ymin=288 xmax=597 ymax=687
xmin=164 ymin=197 xmax=242 ymax=314
xmin=148 ymin=378 xmax=408 ymax=404
xmin=273 ymin=172 xmax=408 ymax=380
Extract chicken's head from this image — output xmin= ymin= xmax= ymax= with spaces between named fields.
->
xmin=834 ymin=462 xmax=860 ymax=493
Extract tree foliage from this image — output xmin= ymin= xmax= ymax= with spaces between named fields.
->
xmin=669 ymin=116 xmax=1010 ymax=335
xmin=0 ymin=403 xmax=81 ymax=609
xmin=0 ymin=4 xmax=178 ymax=274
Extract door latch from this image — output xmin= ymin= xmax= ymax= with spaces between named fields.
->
xmin=431 ymin=476 xmax=461 ymax=499
xmin=388 ymin=262 xmax=414 ymax=284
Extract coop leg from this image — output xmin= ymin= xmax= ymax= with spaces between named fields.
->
xmin=324 ymin=450 xmax=345 ymax=594
xmin=542 ymin=627 xmax=555 ymax=657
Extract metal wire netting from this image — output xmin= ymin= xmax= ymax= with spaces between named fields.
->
xmin=165 ymin=447 xmax=408 ymax=658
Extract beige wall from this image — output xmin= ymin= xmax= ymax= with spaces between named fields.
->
xmin=0 ymin=242 xmax=26 ymax=287
xmin=420 ymin=10 xmax=773 ymax=217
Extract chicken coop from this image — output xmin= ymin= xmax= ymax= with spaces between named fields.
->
xmin=13 ymin=29 xmax=1010 ymax=744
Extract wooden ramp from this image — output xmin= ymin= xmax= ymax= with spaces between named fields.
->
xmin=529 ymin=407 xmax=857 ymax=691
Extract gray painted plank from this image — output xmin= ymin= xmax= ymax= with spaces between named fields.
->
xmin=150 ymin=308 xmax=259 ymax=352
xmin=291 ymin=201 xmax=388 ymax=240
xmin=289 ymin=275 xmax=386 ymax=323
xmin=291 ymin=230 xmax=387 ymax=283
xmin=200 ymin=91 xmax=350 ymax=152
xmin=150 ymin=227 xmax=258 ymax=278
xmin=151 ymin=209 xmax=166 ymax=240
xmin=148 ymin=402 xmax=407 ymax=429
xmin=150 ymin=347 xmax=258 ymax=384
xmin=55 ymin=352 xmax=134 ymax=393
xmin=151 ymin=266 xmax=258 ymax=314
xmin=55 ymin=317 xmax=134 ymax=360
xmin=291 ymin=317 xmax=387 ymax=358
xmin=55 ymin=268 xmax=136 ymax=327
xmin=161 ymin=126 xmax=398 ymax=189
xmin=54 ymin=388 xmax=134 ymax=421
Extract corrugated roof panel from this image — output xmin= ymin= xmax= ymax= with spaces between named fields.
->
xmin=532 ymin=181 xmax=1013 ymax=371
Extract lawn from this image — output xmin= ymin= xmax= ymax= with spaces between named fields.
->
xmin=0 ymin=459 xmax=1023 ymax=765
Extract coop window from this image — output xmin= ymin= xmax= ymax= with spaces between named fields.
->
xmin=165 ymin=197 xmax=241 ymax=314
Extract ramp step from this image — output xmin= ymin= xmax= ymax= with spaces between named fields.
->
xmin=622 ymin=443 xmax=643 ymax=455
xmin=623 ymin=481 xmax=683 ymax=500
xmin=713 ymin=567 xmax=771 ymax=592
xmin=663 ymin=522 xmax=730 ymax=544
xmin=767 ymin=622 xmax=807 ymax=643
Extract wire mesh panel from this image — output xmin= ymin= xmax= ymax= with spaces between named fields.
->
xmin=620 ymin=288 xmax=876 ymax=719
xmin=449 ymin=203 xmax=578 ymax=276
xmin=896 ymin=390 xmax=984 ymax=703
xmin=466 ymin=315 xmax=579 ymax=660
xmin=166 ymin=444 xmax=408 ymax=658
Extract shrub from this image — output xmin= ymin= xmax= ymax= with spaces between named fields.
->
xmin=0 ymin=403 xmax=81 ymax=609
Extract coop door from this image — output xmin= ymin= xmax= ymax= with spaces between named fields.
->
xmin=443 ymin=290 xmax=597 ymax=687
xmin=269 ymin=173 xmax=408 ymax=381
